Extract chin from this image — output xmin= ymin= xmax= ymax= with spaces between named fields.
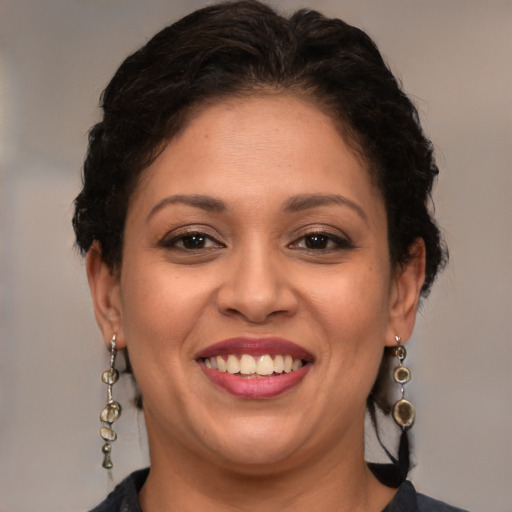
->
xmin=199 ymin=416 xmax=310 ymax=471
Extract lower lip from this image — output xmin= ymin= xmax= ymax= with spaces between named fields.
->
xmin=200 ymin=363 xmax=311 ymax=399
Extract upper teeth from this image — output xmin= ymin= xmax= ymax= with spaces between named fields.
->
xmin=204 ymin=354 xmax=303 ymax=376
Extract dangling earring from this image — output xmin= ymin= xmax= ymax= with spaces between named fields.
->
xmin=391 ymin=335 xmax=414 ymax=480
xmin=392 ymin=336 xmax=415 ymax=430
xmin=99 ymin=334 xmax=122 ymax=469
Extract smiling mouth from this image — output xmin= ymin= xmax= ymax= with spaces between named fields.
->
xmin=202 ymin=354 xmax=305 ymax=378
xmin=196 ymin=338 xmax=313 ymax=398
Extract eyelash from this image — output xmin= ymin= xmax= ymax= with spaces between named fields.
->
xmin=288 ymin=230 xmax=355 ymax=252
xmin=159 ymin=230 xmax=224 ymax=251
xmin=160 ymin=229 xmax=354 ymax=253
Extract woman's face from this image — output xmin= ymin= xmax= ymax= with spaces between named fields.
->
xmin=90 ymin=94 xmax=422 ymax=472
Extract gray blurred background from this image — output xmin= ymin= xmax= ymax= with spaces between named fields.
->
xmin=0 ymin=1 xmax=510 ymax=511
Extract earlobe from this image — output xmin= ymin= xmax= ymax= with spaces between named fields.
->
xmin=385 ymin=238 xmax=426 ymax=346
xmin=86 ymin=242 xmax=126 ymax=349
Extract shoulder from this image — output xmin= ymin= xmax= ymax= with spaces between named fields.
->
xmin=386 ymin=481 xmax=471 ymax=512
xmin=416 ymin=491 xmax=471 ymax=512
xmin=88 ymin=468 xmax=149 ymax=512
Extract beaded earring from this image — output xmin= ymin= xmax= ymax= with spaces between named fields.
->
xmin=392 ymin=336 xmax=415 ymax=430
xmin=366 ymin=336 xmax=415 ymax=486
xmin=99 ymin=334 xmax=122 ymax=469
xmin=391 ymin=335 xmax=415 ymax=481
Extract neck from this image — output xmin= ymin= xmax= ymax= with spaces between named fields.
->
xmin=139 ymin=420 xmax=396 ymax=512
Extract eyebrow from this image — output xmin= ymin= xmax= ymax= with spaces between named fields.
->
xmin=283 ymin=193 xmax=368 ymax=221
xmin=146 ymin=192 xmax=367 ymax=223
xmin=146 ymin=194 xmax=226 ymax=222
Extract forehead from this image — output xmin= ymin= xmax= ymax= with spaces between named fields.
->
xmin=130 ymin=94 xmax=384 ymax=222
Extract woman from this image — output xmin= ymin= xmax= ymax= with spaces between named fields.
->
xmin=73 ymin=1 xmax=466 ymax=510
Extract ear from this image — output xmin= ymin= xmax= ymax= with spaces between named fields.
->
xmin=385 ymin=238 xmax=426 ymax=346
xmin=86 ymin=241 xmax=126 ymax=349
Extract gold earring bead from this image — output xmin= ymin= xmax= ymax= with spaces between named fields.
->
xmin=393 ymin=366 xmax=411 ymax=385
xmin=392 ymin=398 xmax=415 ymax=429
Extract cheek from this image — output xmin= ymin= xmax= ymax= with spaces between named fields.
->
xmin=118 ymin=260 xmax=214 ymax=416
xmin=310 ymin=260 xmax=391 ymax=331
xmin=119 ymin=258 xmax=212 ymax=360
xmin=305 ymin=260 xmax=391 ymax=382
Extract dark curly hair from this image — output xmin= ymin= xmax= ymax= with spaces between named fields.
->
xmin=73 ymin=0 xmax=447 ymax=480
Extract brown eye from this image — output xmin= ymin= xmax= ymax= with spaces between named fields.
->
xmin=289 ymin=230 xmax=355 ymax=252
xmin=304 ymin=234 xmax=329 ymax=249
xmin=160 ymin=231 xmax=224 ymax=251
xmin=181 ymin=234 xmax=207 ymax=249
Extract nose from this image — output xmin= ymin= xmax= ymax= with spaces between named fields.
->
xmin=216 ymin=247 xmax=298 ymax=324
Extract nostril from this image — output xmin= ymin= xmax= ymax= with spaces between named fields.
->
xmin=221 ymin=306 xmax=284 ymax=324
xmin=217 ymin=288 xmax=298 ymax=324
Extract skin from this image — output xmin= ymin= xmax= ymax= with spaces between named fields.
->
xmin=87 ymin=94 xmax=425 ymax=511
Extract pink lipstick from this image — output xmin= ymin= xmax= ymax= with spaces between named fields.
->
xmin=196 ymin=337 xmax=313 ymax=399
